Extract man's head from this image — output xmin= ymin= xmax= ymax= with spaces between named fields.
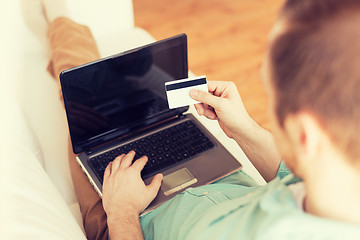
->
xmin=264 ymin=0 xmax=360 ymax=174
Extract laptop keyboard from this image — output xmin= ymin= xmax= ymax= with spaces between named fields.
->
xmin=89 ymin=120 xmax=215 ymax=183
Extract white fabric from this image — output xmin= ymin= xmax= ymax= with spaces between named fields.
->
xmin=1 ymin=93 xmax=86 ymax=239
xmin=65 ymin=0 xmax=135 ymax=40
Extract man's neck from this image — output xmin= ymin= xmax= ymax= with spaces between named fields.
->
xmin=303 ymin=157 xmax=360 ymax=225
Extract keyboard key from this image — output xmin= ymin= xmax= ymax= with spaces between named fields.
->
xmin=90 ymin=158 xmax=101 ymax=169
xmin=189 ymin=149 xmax=196 ymax=156
xmin=149 ymin=158 xmax=157 ymax=165
xmin=175 ymin=155 xmax=184 ymax=162
xmin=182 ymin=152 xmax=190 ymax=159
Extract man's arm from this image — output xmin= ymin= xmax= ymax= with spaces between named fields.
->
xmin=102 ymin=151 xmax=163 ymax=240
xmin=231 ymin=119 xmax=281 ymax=182
xmin=190 ymin=81 xmax=281 ymax=182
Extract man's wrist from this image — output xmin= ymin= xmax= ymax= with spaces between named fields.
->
xmin=107 ymin=207 xmax=139 ymax=226
xmin=231 ymin=116 xmax=260 ymax=143
xmin=107 ymin=209 xmax=143 ymax=240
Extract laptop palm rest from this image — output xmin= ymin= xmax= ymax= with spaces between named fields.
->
xmin=161 ymin=168 xmax=198 ymax=196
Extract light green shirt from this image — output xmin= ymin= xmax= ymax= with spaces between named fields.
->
xmin=140 ymin=162 xmax=360 ymax=239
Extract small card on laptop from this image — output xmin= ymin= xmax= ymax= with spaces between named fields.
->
xmin=165 ymin=75 xmax=208 ymax=109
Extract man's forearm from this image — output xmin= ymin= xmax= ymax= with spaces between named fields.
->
xmin=233 ymin=120 xmax=282 ymax=182
xmin=107 ymin=212 xmax=143 ymax=240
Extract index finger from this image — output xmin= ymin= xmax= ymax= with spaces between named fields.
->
xmin=119 ymin=151 xmax=136 ymax=169
xmin=132 ymin=156 xmax=148 ymax=172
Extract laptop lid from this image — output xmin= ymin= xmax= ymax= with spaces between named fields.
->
xmin=60 ymin=34 xmax=189 ymax=154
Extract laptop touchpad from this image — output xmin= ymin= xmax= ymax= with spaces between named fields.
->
xmin=161 ymin=168 xmax=198 ymax=196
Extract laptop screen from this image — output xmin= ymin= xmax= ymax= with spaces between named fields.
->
xmin=60 ymin=34 xmax=189 ymax=153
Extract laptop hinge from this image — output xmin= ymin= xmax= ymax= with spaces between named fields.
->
xmin=85 ymin=149 xmax=93 ymax=155
xmin=178 ymin=113 xmax=185 ymax=118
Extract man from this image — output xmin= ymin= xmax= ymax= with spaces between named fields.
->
xmin=102 ymin=0 xmax=360 ymax=239
xmin=22 ymin=0 xmax=360 ymax=239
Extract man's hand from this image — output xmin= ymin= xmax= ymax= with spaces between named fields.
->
xmin=102 ymin=151 xmax=163 ymax=240
xmin=102 ymin=151 xmax=163 ymax=216
xmin=190 ymin=81 xmax=282 ymax=182
xmin=190 ymin=81 xmax=255 ymax=139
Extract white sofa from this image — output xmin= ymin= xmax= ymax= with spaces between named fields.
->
xmin=2 ymin=0 xmax=264 ymax=238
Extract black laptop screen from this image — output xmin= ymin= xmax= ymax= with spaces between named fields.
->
xmin=60 ymin=34 xmax=189 ymax=153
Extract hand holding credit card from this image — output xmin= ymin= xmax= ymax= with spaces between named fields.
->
xmin=165 ymin=76 xmax=208 ymax=109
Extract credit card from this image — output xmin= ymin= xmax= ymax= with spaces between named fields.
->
xmin=165 ymin=75 xmax=208 ymax=109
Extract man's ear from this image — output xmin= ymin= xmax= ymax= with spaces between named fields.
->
xmin=283 ymin=112 xmax=322 ymax=165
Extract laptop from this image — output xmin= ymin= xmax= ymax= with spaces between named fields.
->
xmin=60 ymin=33 xmax=242 ymax=214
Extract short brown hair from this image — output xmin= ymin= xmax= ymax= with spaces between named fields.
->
xmin=269 ymin=0 xmax=360 ymax=162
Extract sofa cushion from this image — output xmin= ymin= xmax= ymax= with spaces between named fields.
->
xmin=1 ymin=98 xmax=85 ymax=239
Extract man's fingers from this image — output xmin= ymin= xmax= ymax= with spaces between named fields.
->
xmin=104 ymin=162 xmax=112 ymax=180
xmin=194 ymin=103 xmax=205 ymax=116
xmin=120 ymin=151 xmax=136 ymax=169
xmin=203 ymin=107 xmax=218 ymax=120
xmin=132 ymin=156 xmax=148 ymax=172
xmin=190 ymin=89 xmax=219 ymax=109
xmin=112 ymin=154 xmax=125 ymax=171
xmin=147 ymin=173 xmax=163 ymax=197
xmin=207 ymin=81 xmax=219 ymax=92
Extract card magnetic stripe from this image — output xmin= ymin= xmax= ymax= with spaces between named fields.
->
xmin=166 ymin=78 xmax=207 ymax=91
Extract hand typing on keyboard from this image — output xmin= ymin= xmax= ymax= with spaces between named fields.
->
xmin=102 ymin=151 xmax=163 ymax=217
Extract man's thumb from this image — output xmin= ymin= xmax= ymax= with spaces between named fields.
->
xmin=190 ymin=89 xmax=219 ymax=108
xmin=147 ymin=173 xmax=163 ymax=196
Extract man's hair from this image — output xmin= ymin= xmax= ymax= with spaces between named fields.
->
xmin=269 ymin=0 xmax=360 ymax=162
